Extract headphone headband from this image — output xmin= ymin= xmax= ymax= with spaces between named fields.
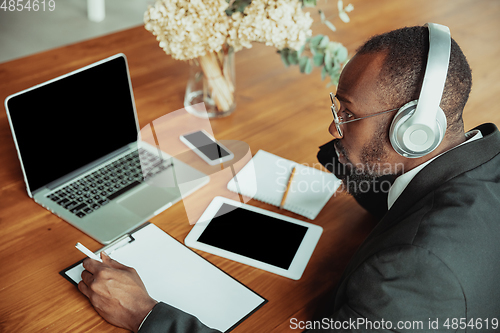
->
xmin=412 ymin=23 xmax=451 ymax=129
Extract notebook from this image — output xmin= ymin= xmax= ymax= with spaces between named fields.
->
xmin=227 ymin=150 xmax=341 ymax=219
xmin=61 ymin=223 xmax=266 ymax=332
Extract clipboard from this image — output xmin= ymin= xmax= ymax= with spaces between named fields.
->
xmin=60 ymin=222 xmax=267 ymax=332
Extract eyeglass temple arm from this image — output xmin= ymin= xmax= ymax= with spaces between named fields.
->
xmin=338 ymin=107 xmax=400 ymax=125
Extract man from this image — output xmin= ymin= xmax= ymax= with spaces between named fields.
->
xmin=313 ymin=25 xmax=500 ymax=331
xmin=78 ymin=25 xmax=500 ymax=332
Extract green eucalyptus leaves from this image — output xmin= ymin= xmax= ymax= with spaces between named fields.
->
xmin=278 ymin=35 xmax=348 ymax=86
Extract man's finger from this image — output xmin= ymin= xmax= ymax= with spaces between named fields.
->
xmin=82 ymin=257 xmax=105 ymax=273
xmin=81 ymin=269 xmax=95 ymax=286
xmin=101 ymin=252 xmax=129 ymax=270
xmin=78 ymin=281 xmax=90 ymax=298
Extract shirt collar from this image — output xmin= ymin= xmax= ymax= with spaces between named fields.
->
xmin=387 ymin=129 xmax=483 ymax=210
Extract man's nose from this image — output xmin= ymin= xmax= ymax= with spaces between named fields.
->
xmin=329 ymin=121 xmax=342 ymax=139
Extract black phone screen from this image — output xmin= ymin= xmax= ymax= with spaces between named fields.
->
xmin=183 ymin=131 xmax=231 ymax=161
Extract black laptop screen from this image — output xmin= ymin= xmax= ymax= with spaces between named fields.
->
xmin=6 ymin=55 xmax=139 ymax=193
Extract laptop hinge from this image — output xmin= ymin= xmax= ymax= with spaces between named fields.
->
xmin=38 ymin=143 xmax=136 ymax=193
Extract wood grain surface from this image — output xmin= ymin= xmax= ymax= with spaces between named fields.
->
xmin=1 ymin=0 xmax=499 ymax=332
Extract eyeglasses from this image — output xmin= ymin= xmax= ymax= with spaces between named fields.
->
xmin=330 ymin=92 xmax=399 ymax=137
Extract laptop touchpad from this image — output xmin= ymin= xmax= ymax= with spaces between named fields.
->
xmin=117 ymin=186 xmax=179 ymax=217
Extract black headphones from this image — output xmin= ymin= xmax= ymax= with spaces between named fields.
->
xmin=389 ymin=23 xmax=451 ymax=158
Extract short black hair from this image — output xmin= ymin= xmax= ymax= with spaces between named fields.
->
xmin=356 ymin=26 xmax=472 ymax=135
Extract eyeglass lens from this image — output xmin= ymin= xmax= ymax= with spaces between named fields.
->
xmin=329 ymin=93 xmax=343 ymax=136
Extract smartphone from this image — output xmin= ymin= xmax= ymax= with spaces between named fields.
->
xmin=180 ymin=130 xmax=234 ymax=165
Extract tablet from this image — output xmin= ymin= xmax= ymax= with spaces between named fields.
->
xmin=185 ymin=197 xmax=323 ymax=280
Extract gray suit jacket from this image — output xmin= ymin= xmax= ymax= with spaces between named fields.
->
xmin=139 ymin=302 xmax=221 ymax=333
xmin=311 ymin=123 xmax=500 ymax=332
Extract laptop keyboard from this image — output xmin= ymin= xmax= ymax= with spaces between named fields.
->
xmin=45 ymin=149 xmax=173 ymax=218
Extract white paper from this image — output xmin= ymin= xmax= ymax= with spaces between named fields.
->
xmin=64 ymin=224 xmax=265 ymax=332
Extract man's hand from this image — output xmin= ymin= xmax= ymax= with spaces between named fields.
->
xmin=78 ymin=252 xmax=158 ymax=332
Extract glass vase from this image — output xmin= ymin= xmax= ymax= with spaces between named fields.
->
xmin=184 ymin=46 xmax=236 ymax=118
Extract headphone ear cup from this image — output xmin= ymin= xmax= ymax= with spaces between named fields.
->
xmin=389 ymin=100 xmax=447 ymax=158
xmin=390 ymin=100 xmax=418 ymax=157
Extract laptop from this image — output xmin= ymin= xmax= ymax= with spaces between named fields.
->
xmin=5 ymin=53 xmax=209 ymax=244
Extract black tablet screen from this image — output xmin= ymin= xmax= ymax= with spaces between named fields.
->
xmin=196 ymin=203 xmax=308 ymax=269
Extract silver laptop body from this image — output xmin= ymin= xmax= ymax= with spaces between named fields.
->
xmin=5 ymin=54 xmax=208 ymax=244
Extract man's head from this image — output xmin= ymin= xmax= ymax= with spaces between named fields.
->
xmin=330 ymin=25 xmax=472 ymax=196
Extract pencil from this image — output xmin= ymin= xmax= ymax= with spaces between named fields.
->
xmin=75 ymin=242 xmax=102 ymax=262
xmin=280 ymin=166 xmax=296 ymax=209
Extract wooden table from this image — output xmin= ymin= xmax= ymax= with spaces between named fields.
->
xmin=1 ymin=0 xmax=499 ymax=331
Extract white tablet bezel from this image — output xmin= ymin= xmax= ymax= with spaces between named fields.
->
xmin=179 ymin=129 xmax=234 ymax=166
xmin=185 ymin=197 xmax=323 ymax=280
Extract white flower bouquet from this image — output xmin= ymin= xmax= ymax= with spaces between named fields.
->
xmin=144 ymin=0 xmax=352 ymax=113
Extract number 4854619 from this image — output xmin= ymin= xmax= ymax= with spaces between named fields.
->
xmin=443 ymin=318 xmax=499 ymax=330
xmin=1 ymin=0 xmax=56 ymax=11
